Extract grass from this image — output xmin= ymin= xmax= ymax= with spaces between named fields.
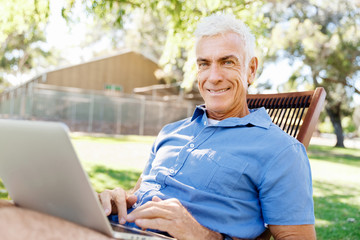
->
xmin=0 ymin=136 xmax=359 ymax=239
xmin=0 ymin=179 xmax=7 ymax=200
xmin=307 ymin=145 xmax=360 ymax=240
xmin=70 ymin=134 xmax=156 ymax=144
xmin=83 ymin=162 xmax=141 ymax=192
xmin=308 ymin=145 xmax=360 ymax=167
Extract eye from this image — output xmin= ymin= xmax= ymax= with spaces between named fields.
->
xmin=198 ymin=62 xmax=209 ymax=68
xmin=223 ymin=60 xmax=234 ymax=66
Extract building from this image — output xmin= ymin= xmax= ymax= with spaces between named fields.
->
xmin=0 ymin=50 xmax=199 ymax=135
xmin=39 ymin=50 xmax=159 ymax=93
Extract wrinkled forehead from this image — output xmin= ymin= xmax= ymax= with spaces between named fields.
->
xmin=195 ymin=32 xmax=246 ymax=62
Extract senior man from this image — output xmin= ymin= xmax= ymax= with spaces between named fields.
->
xmin=0 ymin=14 xmax=315 ymax=240
xmin=99 ymin=14 xmax=316 ymax=240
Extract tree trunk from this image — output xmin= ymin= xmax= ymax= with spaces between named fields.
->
xmin=326 ymin=106 xmax=345 ymax=148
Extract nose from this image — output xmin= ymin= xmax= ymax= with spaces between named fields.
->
xmin=207 ymin=64 xmax=223 ymax=84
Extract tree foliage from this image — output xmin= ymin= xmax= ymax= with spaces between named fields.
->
xmin=0 ymin=0 xmax=51 ymax=89
xmin=263 ymin=0 xmax=360 ymax=147
xmin=62 ymin=0 xmax=269 ymax=89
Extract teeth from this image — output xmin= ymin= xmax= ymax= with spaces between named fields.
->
xmin=209 ymin=88 xmax=228 ymax=93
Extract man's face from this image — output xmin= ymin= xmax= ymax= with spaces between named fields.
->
xmin=196 ymin=32 xmax=257 ymax=120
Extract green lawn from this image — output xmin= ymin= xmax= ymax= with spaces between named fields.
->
xmin=83 ymin=162 xmax=141 ymax=192
xmin=0 ymin=136 xmax=359 ymax=239
xmin=308 ymin=145 xmax=360 ymax=240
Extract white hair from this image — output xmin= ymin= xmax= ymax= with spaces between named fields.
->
xmin=194 ymin=14 xmax=256 ymax=64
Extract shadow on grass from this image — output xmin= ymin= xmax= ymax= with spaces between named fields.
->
xmin=86 ymin=164 xmax=142 ymax=192
xmin=308 ymin=145 xmax=360 ymax=167
xmin=313 ymin=180 xmax=360 ymax=240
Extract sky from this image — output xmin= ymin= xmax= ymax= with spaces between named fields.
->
xmin=46 ymin=0 xmax=105 ymax=64
xmin=46 ymin=3 xmax=88 ymax=63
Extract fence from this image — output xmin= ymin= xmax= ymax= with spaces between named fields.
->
xmin=0 ymin=82 xmax=199 ymax=136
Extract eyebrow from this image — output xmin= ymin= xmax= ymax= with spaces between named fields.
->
xmin=196 ymin=55 xmax=240 ymax=63
xmin=196 ymin=58 xmax=209 ymax=63
xmin=219 ymin=55 xmax=240 ymax=62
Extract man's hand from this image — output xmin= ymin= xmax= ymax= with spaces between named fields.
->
xmin=126 ymin=196 xmax=222 ymax=240
xmin=98 ymin=187 xmax=137 ymax=224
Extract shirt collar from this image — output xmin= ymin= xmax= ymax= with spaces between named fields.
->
xmin=191 ymin=105 xmax=272 ymax=129
xmin=191 ymin=105 xmax=207 ymax=121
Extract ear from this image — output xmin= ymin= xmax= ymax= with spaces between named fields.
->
xmin=247 ymin=57 xmax=258 ymax=86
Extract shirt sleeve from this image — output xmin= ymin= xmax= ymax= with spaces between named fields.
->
xmin=259 ymin=143 xmax=315 ymax=225
xmin=141 ymin=143 xmax=156 ymax=177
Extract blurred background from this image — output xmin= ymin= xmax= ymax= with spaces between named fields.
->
xmin=1 ymin=0 xmax=359 ymax=148
xmin=1 ymin=1 xmax=360 ymax=239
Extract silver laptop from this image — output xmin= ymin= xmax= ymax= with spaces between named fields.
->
xmin=0 ymin=119 xmax=173 ymax=240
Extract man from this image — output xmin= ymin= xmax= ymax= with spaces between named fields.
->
xmin=99 ymin=14 xmax=316 ymax=239
xmin=0 ymin=14 xmax=315 ymax=239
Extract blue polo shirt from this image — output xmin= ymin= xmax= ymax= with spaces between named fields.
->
xmin=131 ymin=106 xmax=315 ymax=239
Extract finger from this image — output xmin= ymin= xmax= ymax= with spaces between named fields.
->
xmin=135 ymin=218 xmax=170 ymax=233
xmin=127 ymin=202 xmax=173 ymax=222
xmin=113 ymin=188 xmax=128 ymax=224
xmin=98 ymin=190 xmax=113 ymax=216
xmin=152 ymin=196 xmax=162 ymax=202
xmin=133 ymin=198 xmax=178 ymax=216
xmin=127 ymin=195 xmax=138 ymax=208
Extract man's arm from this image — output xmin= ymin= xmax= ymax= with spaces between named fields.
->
xmin=259 ymin=144 xmax=315 ymax=240
xmin=268 ymin=224 xmax=316 ymax=240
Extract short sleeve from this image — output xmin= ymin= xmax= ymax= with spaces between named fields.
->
xmin=259 ymin=143 xmax=315 ymax=225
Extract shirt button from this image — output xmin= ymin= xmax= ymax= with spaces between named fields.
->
xmin=204 ymin=121 xmax=206 ymax=125
xmin=169 ymin=169 xmax=175 ymax=174
xmin=154 ymin=184 xmax=161 ymax=190
xmin=189 ymin=143 xmax=195 ymax=148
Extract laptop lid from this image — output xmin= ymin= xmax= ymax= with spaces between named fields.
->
xmin=0 ymin=119 xmax=173 ymax=239
xmin=0 ymin=119 xmax=115 ymax=236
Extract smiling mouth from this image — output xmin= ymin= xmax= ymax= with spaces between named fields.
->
xmin=208 ymin=88 xmax=230 ymax=94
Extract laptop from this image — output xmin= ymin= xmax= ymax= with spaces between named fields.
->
xmin=0 ymin=119 xmax=173 ymax=240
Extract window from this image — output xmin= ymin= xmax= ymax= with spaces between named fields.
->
xmin=105 ymin=84 xmax=123 ymax=92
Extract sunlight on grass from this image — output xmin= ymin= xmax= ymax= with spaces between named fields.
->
xmin=309 ymin=145 xmax=360 ymax=240
xmin=70 ymin=134 xmax=156 ymax=144
xmin=71 ymin=135 xmax=153 ymax=171
xmin=308 ymin=145 xmax=360 ymax=167
xmin=315 ymin=219 xmax=332 ymax=227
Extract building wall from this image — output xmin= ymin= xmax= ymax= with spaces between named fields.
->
xmin=43 ymin=51 xmax=159 ymax=94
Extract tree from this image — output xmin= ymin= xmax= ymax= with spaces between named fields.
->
xmin=263 ymin=0 xmax=360 ymax=147
xmin=0 ymin=0 xmax=51 ymax=91
xmin=353 ymin=105 xmax=360 ymax=136
xmin=62 ymin=0 xmax=270 ymax=88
